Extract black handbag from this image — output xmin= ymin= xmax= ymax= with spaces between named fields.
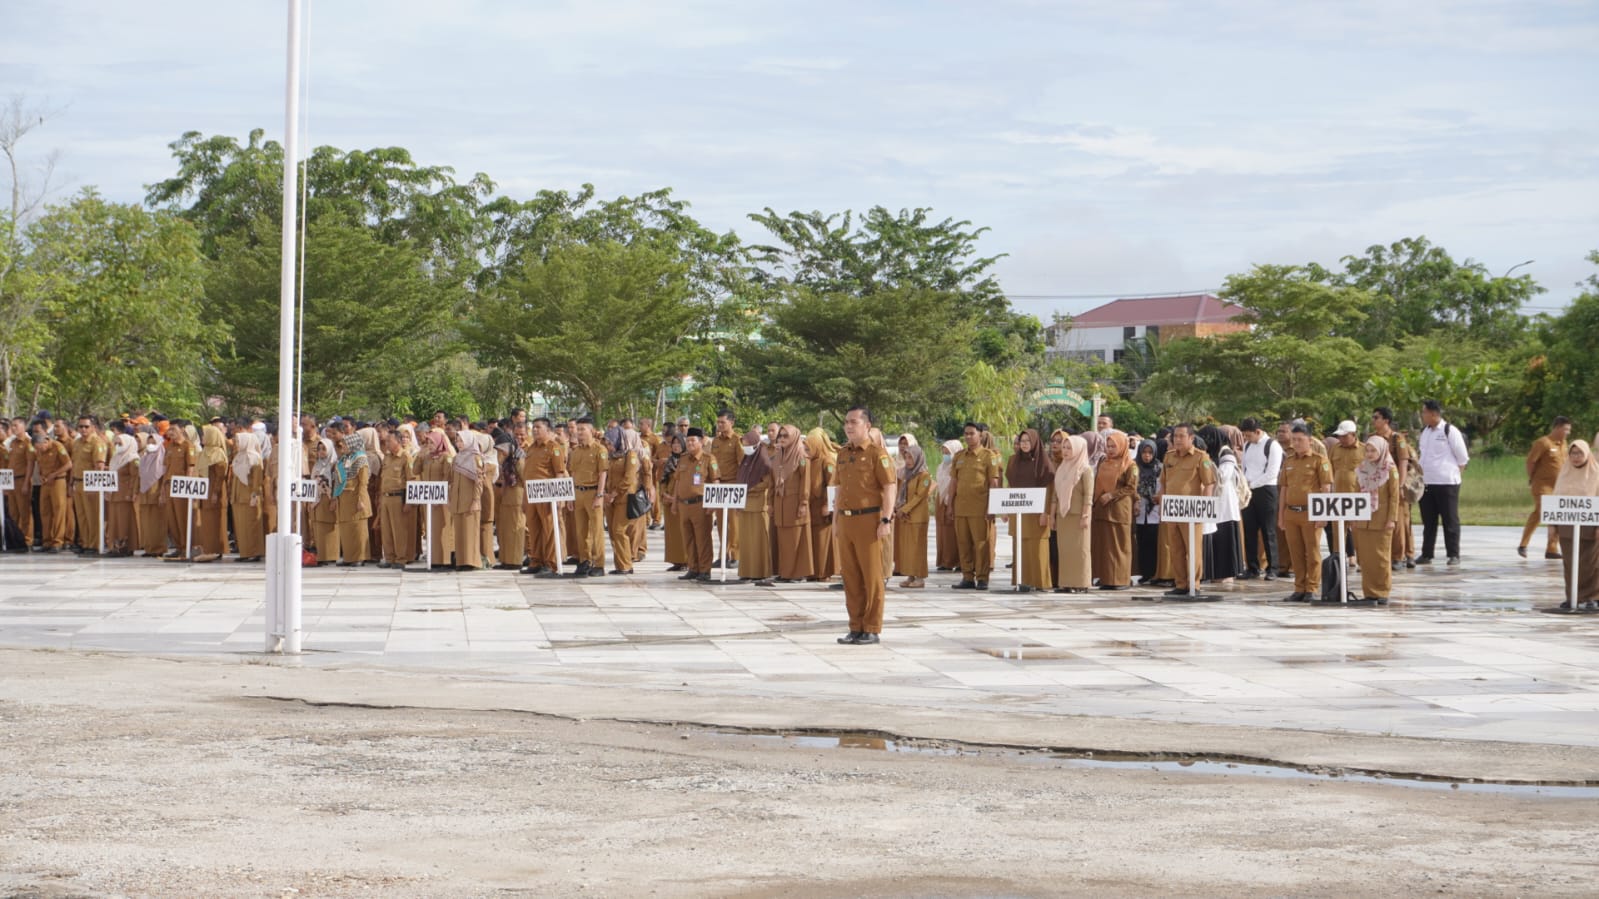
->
xmin=626 ymin=487 xmax=651 ymax=520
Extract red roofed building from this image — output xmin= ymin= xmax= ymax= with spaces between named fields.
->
xmin=1045 ymin=293 xmax=1251 ymax=363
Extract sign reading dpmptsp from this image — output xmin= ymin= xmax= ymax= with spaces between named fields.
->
xmin=988 ymin=488 xmax=1047 ymax=514
xmin=406 ymin=480 xmax=449 ymax=505
xmin=525 ymin=477 xmax=575 ymax=504
xmin=1309 ymin=492 xmax=1373 ymax=522
xmin=1160 ymin=494 xmax=1220 ymax=523
xmin=0 ymin=469 xmax=13 ymax=490
xmin=169 ymin=476 xmax=209 ymax=500
xmin=702 ymin=483 xmax=748 ymax=510
xmin=289 ymin=479 xmax=318 ymax=502
xmin=82 ymin=470 xmax=119 ymax=492
xmin=1541 ymin=495 xmax=1599 ymax=527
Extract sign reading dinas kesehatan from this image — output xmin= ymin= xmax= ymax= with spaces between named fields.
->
xmin=1309 ymin=492 xmax=1373 ymax=521
xmin=1541 ymin=495 xmax=1599 ymax=526
xmin=525 ymin=477 xmax=576 ymax=503
xmin=987 ymin=488 xmax=1047 ymax=514
xmin=702 ymin=483 xmax=748 ymax=510
xmin=1160 ymin=495 xmax=1219 ymax=523
xmin=406 ymin=481 xmax=449 ymax=505
xmin=82 ymin=470 xmax=119 ymax=492
xmin=169 ymin=476 xmax=209 ymax=500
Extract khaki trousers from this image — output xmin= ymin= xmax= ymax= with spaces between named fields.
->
xmin=954 ymin=514 xmax=992 ymax=583
xmin=1284 ymin=520 xmax=1322 ymax=593
xmin=1160 ymin=521 xmax=1203 ymax=590
xmin=573 ymin=493 xmax=605 ymax=566
xmin=681 ymin=503 xmax=713 ymax=572
xmin=839 ymin=515 xmax=885 ymax=633
xmin=380 ymin=497 xmax=415 ymax=564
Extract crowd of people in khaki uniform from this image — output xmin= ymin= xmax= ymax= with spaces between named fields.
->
xmin=4 ymin=402 xmax=1596 ymax=642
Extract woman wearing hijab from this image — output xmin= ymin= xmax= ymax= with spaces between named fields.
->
xmin=334 ymin=431 xmax=373 ymax=566
xmin=934 ymin=439 xmax=961 ymax=572
xmin=105 ymin=433 xmax=141 ymax=556
xmin=414 ymin=428 xmax=451 ymax=568
xmin=447 ymin=428 xmax=484 ymax=571
xmin=1350 ymin=434 xmax=1402 ymax=601
xmin=805 ymin=427 xmax=840 ymax=581
xmin=311 ymin=436 xmax=341 ymax=564
xmin=1551 ymin=439 xmax=1599 ymax=608
xmin=894 ymin=442 xmax=932 ymax=588
xmin=759 ymin=425 xmax=810 ymax=583
xmin=358 ymin=426 xmax=384 ymax=559
xmin=1133 ymin=439 xmax=1163 ymax=584
xmin=870 ymin=428 xmax=896 ymax=578
xmin=1091 ymin=430 xmax=1137 ymax=589
xmin=662 ymin=433 xmax=689 ymax=572
xmin=602 ymin=426 xmax=641 ymax=575
xmin=137 ymin=427 xmax=167 ymax=557
xmin=625 ymin=427 xmax=653 ymax=564
xmin=230 ymin=431 xmax=266 ymax=562
xmin=1198 ymin=424 xmax=1245 ymax=583
xmin=193 ymin=424 xmax=231 ymax=562
xmin=471 ymin=430 xmax=497 ymax=569
xmin=1007 ymin=429 xmax=1054 ymax=591
xmin=492 ymin=427 xmax=527 ymax=570
xmin=1051 ymin=432 xmax=1094 ymax=592
xmin=260 ymin=425 xmax=278 ymax=537
xmin=733 ymin=427 xmax=774 ymax=582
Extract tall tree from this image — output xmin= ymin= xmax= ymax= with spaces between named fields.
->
xmin=21 ymin=190 xmax=211 ymax=414
xmin=205 ymin=219 xmax=458 ymax=415
xmin=468 ymin=240 xmax=703 ymax=416
xmin=1332 ymin=236 xmax=1539 ymax=348
xmin=0 ymin=95 xmax=63 ymax=415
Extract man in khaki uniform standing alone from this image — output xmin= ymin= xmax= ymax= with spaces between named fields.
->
xmin=834 ymin=406 xmax=896 ymax=645
xmin=1519 ymin=416 xmax=1571 ymax=559
xmin=946 ymin=422 xmax=1000 ymax=590
xmin=1278 ymin=424 xmax=1334 ymax=601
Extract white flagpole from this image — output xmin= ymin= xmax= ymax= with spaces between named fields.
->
xmin=267 ymin=0 xmax=305 ymax=653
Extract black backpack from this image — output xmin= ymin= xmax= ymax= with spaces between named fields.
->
xmin=1320 ymin=555 xmax=1354 ymax=602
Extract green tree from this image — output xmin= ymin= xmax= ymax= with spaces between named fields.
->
xmin=19 ymin=189 xmax=211 ymax=415
xmin=1332 ymin=236 xmax=1539 ymax=348
xmin=205 ymin=219 xmax=457 ymax=416
xmin=1 ymin=95 xmax=62 ymax=416
xmin=735 ymin=284 xmax=976 ymax=425
xmin=1526 ymin=251 xmax=1599 ymax=440
xmin=467 ymin=240 xmax=703 ymax=416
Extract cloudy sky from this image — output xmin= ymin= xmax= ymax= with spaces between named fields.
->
xmin=5 ymin=0 xmax=1595 ymax=317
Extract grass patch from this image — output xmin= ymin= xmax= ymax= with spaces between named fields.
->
xmin=1453 ymin=453 xmax=1535 ymax=527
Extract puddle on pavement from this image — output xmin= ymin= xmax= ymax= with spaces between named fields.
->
xmin=701 ymin=730 xmax=1598 ymax=798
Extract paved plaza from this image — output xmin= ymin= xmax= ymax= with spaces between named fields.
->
xmin=4 ymin=524 xmax=1596 ymax=751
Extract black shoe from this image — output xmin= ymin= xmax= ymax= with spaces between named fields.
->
xmin=1163 ymin=588 xmax=1189 ymax=596
xmin=1516 ymin=546 xmax=1528 ymax=559
xmin=563 ymin=556 xmax=579 ymax=566
xmin=1545 ymin=552 xmax=1562 ymax=560
xmin=1446 ymin=556 xmax=1460 ymax=566
xmin=665 ymin=564 xmax=686 ymax=572
xmin=677 ymin=571 xmax=698 ymax=580
xmin=952 ymin=580 xmax=977 ymax=590
xmin=975 ymin=581 xmax=988 ymax=590
xmin=1286 ymin=592 xmax=1311 ymax=602
xmin=1404 ymin=558 xmax=1415 ymax=569
xmin=1273 ymin=570 xmax=1291 ymax=579
xmin=1099 ymin=584 xmax=1128 ymax=591
xmin=1263 ymin=571 xmax=1278 ymax=581
xmin=519 ymin=565 xmax=547 ymax=575
xmin=337 ymin=561 xmax=357 ymax=567
xmin=609 ymin=568 xmax=631 ymax=575
xmin=573 ymin=561 xmax=592 ymax=575
xmin=692 ymin=572 xmax=712 ymax=581
xmin=1239 ymin=570 xmax=1260 ymax=581
xmin=1414 ymin=556 xmax=1433 ymax=565
xmin=489 ymin=563 xmax=515 ymax=570
xmin=711 ymin=559 xmax=723 ymax=569
xmin=855 ymin=633 xmax=880 ymax=645
xmin=837 ymin=631 xmax=862 ymax=644
xmin=587 ymin=568 xmax=605 ymax=577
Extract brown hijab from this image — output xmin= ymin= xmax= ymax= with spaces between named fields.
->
xmin=1095 ymin=429 xmax=1131 ymax=497
xmin=772 ymin=425 xmax=805 ymax=493
xmin=1005 ymin=428 xmax=1053 ymax=488
xmin=735 ymin=427 xmax=771 ymax=486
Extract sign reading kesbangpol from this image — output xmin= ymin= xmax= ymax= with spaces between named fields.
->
xmin=1160 ymin=495 xmax=1220 ymax=523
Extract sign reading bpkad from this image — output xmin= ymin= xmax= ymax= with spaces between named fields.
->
xmin=1308 ymin=492 xmax=1373 ymax=522
xmin=987 ymin=488 xmax=1047 ymax=514
xmin=0 ymin=469 xmax=13 ymax=490
xmin=525 ymin=477 xmax=576 ymax=503
xmin=1160 ymin=494 xmax=1220 ymax=523
xmin=169 ymin=476 xmax=210 ymax=500
xmin=82 ymin=470 xmax=119 ymax=492
xmin=1541 ymin=495 xmax=1599 ymax=527
xmin=289 ymin=479 xmax=318 ymax=502
xmin=405 ymin=481 xmax=449 ymax=505
xmin=702 ymin=483 xmax=748 ymax=510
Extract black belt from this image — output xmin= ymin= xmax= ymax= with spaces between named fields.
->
xmin=679 ymin=497 xmax=702 ymax=505
xmin=70 ymin=477 xmax=83 ymax=482
xmin=576 ymin=485 xmax=597 ymax=491
xmin=840 ymin=506 xmax=881 ymax=517
xmin=1287 ymin=505 xmax=1306 ymax=513
xmin=385 ymin=491 xmax=404 ymax=497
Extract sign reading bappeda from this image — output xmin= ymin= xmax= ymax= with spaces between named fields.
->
xmin=82 ymin=470 xmax=119 ymax=492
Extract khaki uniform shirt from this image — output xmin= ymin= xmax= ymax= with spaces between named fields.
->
xmin=37 ymin=440 xmax=70 ymax=480
xmin=673 ymin=450 xmax=718 ymax=500
xmin=837 ymin=441 xmax=894 ymax=513
xmin=1329 ymin=443 xmax=1364 ymax=493
xmin=70 ymin=433 xmax=108 ymax=480
xmin=568 ymin=443 xmax=607 ymax=488
xmin=606 ymin=453 xmax=639 ymax=501
xmin=710 ymin=434 xmax=741 ymax=483
xmin=521 ymin=438 xmax=568 ymax=482
xmin=951 ymin=446 xmax=1000 ymax=517
xmin=1159 ymin=446 xmax=1216 ymax=497
xmin=1280 ymin=449 xmax=1332 ymax=521
xmin=1528 ymin=436 xmax=1566 ymax=490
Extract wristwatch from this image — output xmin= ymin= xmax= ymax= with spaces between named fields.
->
xmin=880 ymin=516 xmax=891 ymax=524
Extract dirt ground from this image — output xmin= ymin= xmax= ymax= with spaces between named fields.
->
xmin=1 ymin=650 xmax=1595 ymax=898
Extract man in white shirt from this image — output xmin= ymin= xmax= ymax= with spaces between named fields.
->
xmin=1416 ymin=399 xmax=1470 ymax=565
xmin=1238 ymin=417 xmax=1283 ymax=580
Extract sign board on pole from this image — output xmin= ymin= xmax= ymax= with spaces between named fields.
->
xmin=0 ymin=469 xmax=13 ymax=490
xmin=82 ymin=470 xmax=119 ymax=493
xmin=987 ymin=488 xmax=1047 ymax=515
xmin=525 ymin=477 xmax=576 ymax=503
xmin=1308 ymin=492 xmax=1373 ymax=522
xmin=406 ymin=481 xmax=449 ymax=505
xmin=1541 ymin=495 xmax=1599 ymax=526
xmin=169 ymin=476 xmax=210 ymax=500
xmin=289 ymin=479 xmax=318 ymax=502
xmin=1159 ymin=495 xmax=1220 ymax=523
xmin=703 ymin=483 xmax=748 ymax=510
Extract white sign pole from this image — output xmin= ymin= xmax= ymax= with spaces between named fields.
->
xmin=186 ymin=498 xmax=194 ymax=561
xmin=550 ymin=507 xmax=562 ymax=577
xmin=97 ymin=487 xmax=106 ymax=555
xmin=1309 ymin=493 xmax=1374 ymax=604
xmin=1 ymin=469 xmax=13 ymax=552
xmin=1188 ymin=521 xmax=1199 ymax=598
xmin=426 ymin=508 xmax=434 ymax=569
xmin=1337 ymin=523 xmax=1347 ymax=605
xmin=1573 ymin=533 xmax=1581 ymax=610
xmin=720 ymin=508 xmax=729 ymax=583
xmin=1012 ymin=513 xmax=1020 ymax=590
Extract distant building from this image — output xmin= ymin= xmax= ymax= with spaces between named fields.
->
xmin=1045 ymin=293 xmax=1250 ymax=363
